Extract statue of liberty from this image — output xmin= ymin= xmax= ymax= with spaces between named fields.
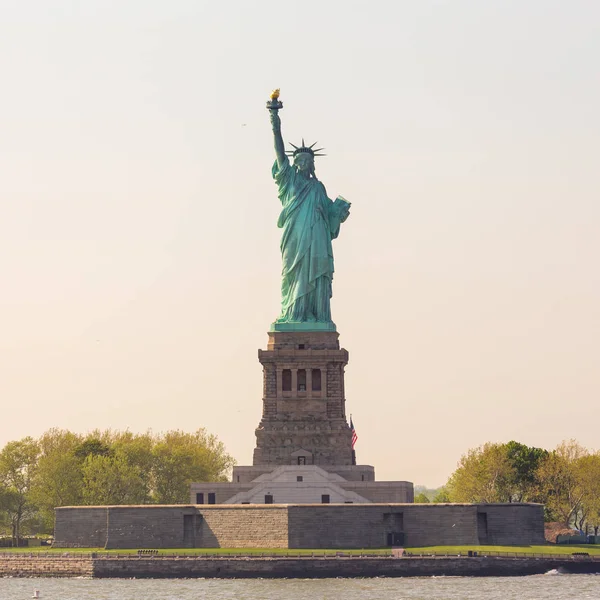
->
xmin=267 ymin=90 xmax=351 ymax=332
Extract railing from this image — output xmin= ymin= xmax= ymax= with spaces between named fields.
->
xmin=1 ymin=550 xmax=599 ymax=561
xmin=0 ymin=551 xmax=390 ymax=559
xmin=404 ymin=550 xmax=600 ymax=561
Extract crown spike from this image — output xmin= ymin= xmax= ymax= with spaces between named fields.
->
xmin=289 ymin=139 xmax=326 ymax=158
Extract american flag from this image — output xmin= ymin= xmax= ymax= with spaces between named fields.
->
xmin=350 ymin=417 xmax=358 ymax=449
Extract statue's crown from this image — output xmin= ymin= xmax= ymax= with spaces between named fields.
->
xmin=286 ymin=139 xmax=326 ymax=158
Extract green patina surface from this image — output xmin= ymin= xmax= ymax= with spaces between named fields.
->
xmin=268 ymin=95 xmax=350 ymax=332
xmin=270 ymin=321 xmax=337 ymax=332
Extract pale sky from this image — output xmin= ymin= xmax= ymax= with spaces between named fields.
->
xmin=1 ymin=1 xmax=598 ymax=486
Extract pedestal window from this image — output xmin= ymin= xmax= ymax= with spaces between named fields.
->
xmin=282 ymin=369 xmax=292 ymax=391
xmin=312 ymin=369 xmax=322 ymax=391
xmin=297 ymin=369 xmax=307 ymax=391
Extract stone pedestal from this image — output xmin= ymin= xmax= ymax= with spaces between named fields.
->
xmin=253 ymin=331 xmax=353 ymax=467
xmin=190 ymin=328 xmax=413 ymax=505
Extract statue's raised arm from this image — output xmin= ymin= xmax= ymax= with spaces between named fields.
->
xmin=267 ymin=89 xmax=286 ymax=168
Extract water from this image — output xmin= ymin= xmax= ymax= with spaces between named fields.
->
xmin=0 ymin=575 xmax=598 ymax=600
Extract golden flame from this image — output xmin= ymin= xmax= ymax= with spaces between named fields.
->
xmin=270 ymin=88 xmax=280 ymax=101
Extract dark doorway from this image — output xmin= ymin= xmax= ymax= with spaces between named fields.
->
xmin=386 ymin=532 xmax=404 ymax=546
xmin=477 ymin=512 xmax=489 ymax=543
xmin=196 ymin=492 xmax=204 ymax=504
xmin=183 ymin=515 xmax=195 ymax=548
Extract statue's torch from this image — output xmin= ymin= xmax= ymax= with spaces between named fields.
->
xmin=266 ymin=88 xmax=283 ymax=111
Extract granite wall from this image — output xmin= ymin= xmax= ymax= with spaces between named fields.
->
xmin=0 ymin=555 xmax=93 ymax=577
xmin=53 ymin=507 xmax=107 ymax=548
xmin=54 ymin=503 xmax=544 ymax=549
xmin=55 ymin=505 xmax=289 ymax=549
xmin=3 ymin=555 xmax=598 ymax=578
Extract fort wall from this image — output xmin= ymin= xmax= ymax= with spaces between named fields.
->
xmin=54 ymin=503 xmax=545 ymax=549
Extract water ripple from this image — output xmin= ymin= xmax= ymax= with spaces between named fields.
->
xmin=0 ymin=575 xmax=597 ymax=600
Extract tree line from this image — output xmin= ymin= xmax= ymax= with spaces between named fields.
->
xmin=3 ymin=430 xmax=598 ymax=544
xmin=415 ymin=440 xmax=600 ymax=535
xmin=0 ymin=428 xmax=235 ymax=545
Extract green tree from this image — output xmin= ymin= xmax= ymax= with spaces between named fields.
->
xmin=446 ymin=443 xmax=513 ymax=503
xmin=432 ymin=487 xmax=451 ymax=503
xmin=536 ymin=440 xmax=587 ymax=526
xmin=0 ymin=438 xmax=40 ymax=545
xmin=504 ymin=441 xmax=548 ymax=502
xmin=0 ymin=485 xmax=15 ymax=535
xmin=444 ymin=441 xmax=555 ymax=505
xmin=29 ymin=429 xmax=84 ymax=532
xmin=413 ymin=485 xmax=443 ymax=501
xmin=414 ymin=492 xmax=430 ymax=503
xmin=0 ymin=426 xmax=235 ymax=532
xmin=81 ymin=453 xmax=147 ymax=505
xmin=74 ymin=438 xmax=111 ymax=460
xmin=576 ymin=452 xmax=600 ymax=535
xmin=110 ymin=431 xmax=155 ymax=502
xmin=152 ymin=429 xmax=235 ymax=503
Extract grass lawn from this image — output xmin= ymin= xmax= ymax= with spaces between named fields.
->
xmin=2 ymin=545 xmax=599 ymax=557
xmin=404 ymin=544 xmax=600 ymax=556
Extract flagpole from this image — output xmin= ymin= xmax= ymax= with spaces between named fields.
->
xmin=350 ymin=414 xmax=357 ymax=465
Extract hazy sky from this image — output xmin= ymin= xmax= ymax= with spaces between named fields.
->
xmin=1 ymin=1 xmax=599 ymax=486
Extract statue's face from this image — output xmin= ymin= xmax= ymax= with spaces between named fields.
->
xmin=294 ymin=153 xmax=314 ymax=172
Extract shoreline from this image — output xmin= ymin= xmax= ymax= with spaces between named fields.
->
xmin=1 ymin=555 xmax=599 ymax=578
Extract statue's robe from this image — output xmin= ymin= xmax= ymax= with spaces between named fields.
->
xmin=272 ymin=157 xmax=346 ymax=323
